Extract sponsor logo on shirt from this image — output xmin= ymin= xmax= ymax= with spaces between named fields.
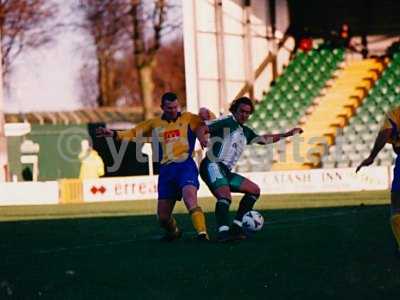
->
xmin=164 ymin=129 xmax=181 ymax=142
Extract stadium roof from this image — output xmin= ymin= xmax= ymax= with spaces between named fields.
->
xmin=5 ymin=107 xmax=146 ymax=125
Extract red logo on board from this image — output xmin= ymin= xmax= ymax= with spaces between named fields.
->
xmin=90 ymin=186 xmax=106 ymax=194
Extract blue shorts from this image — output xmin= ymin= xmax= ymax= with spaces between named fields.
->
xmin=392 ymin=155 xmax=400 ymax=192
xmin=158 ymin=158 xmax=199 ymax=200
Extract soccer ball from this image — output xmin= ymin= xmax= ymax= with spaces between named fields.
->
xmin=242 ymin=210 xmax=264 ymax=232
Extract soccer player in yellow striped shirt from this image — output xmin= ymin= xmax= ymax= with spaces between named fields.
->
xmin=97 ymin=92 xmax=209 ymax=241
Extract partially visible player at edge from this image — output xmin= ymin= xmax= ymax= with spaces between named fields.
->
xmin=356 ymin=106 xmax=400 ymax=256
xmin=96 ymin=92 xmax=209 ymax=241
xmin=199 ymin=96 xmax=303 ymax=242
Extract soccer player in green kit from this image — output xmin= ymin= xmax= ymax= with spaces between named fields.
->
xmin=200 ymin=97 xmax=303 ymax=242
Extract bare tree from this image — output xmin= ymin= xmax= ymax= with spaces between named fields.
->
xmin=129 ymin=0 xmax=181 ymax=119
xmin=75 ymin=0 xmax=183 ymax=117
xmin=129 ymin=0 xmax=162 ymax=119
xmin=0 ymin=0 xmax=58 ymax=78
xmin=153 ymin=37 xmax=186 ymax=107
xmin=78 ymin=61 xmax=98 ymax=107
xmin=77 ymin=0 xmax=131 ymax=107
xmin=111 ymin=37 xmax=185 ymax=109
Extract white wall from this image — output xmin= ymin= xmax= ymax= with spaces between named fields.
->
xmin=183 ymin=0 xmax=291 ymax=115
xmin=0 ymin=182 xmax=59 ymax=205
xmin=0 ymin=166 xmax=390 ymax=205
xmin=81 ymin=166 xmax=390 ymax=202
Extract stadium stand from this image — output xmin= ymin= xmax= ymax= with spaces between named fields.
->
xmin=236 ymin=46 xmax=345 ymax=172
xmin=249 ymin=48 xmax=345 ymax=133
xmin=321 ymin=51 xmax=400 ymax=168
xmin=272 ymin=58 xmax=385 ymax=170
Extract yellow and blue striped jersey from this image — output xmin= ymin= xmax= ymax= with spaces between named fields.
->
xmin=117 ymin=112 xmax=203 ymax=165
xmin=382 ymin=106 xmax=400 ymax=146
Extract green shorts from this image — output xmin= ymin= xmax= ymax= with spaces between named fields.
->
xmin=199 ymin=158 xmax=245 ymax=193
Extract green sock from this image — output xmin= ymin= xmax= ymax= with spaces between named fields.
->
xmin=234 ymin=193 xmax=259 ymax=223
xmin=215 ymin=198 xmax=231 ymax=231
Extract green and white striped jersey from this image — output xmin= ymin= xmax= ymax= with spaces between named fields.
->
xmin=206 ymin=115 xmax=259 ymax=169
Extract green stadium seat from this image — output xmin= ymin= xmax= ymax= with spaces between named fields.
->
xmin=360 ymin=113 xmax=374 ymax=124
xmin=258 ymin=111 xmax=267 ymax=119
xmin=265 ymin=101 xmax=274 ymax=110
xmin=354 ymin=143 xmax=368 ymax=153
xmin=361 ymin=132 xmax=376 ymax=143
xmin=336 ymin=160 xmax=350 ymax=168
xmin=392 ymin=68 xmax=400 ymax=76
xmin=265 ymin=120 xmax=274 ymax=128
xmin=272 ymin=111 xmax=281 ymax=119
xmin=374 ymin=114 xmax=385 ymax=123
xmin=247 ymin=45 xmax=346 ymax=171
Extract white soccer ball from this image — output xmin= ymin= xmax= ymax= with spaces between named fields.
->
xmin=242 ymin=210 xmax=264 ymax=232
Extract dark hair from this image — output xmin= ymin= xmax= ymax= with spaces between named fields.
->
xmin=161 ymin=92 xmax=178 ymax=107
xmin=229 ymin=96 xmax=255 ymax=114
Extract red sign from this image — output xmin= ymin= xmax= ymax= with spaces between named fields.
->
xmin=90 ymin=185 xmax=106 ymax=194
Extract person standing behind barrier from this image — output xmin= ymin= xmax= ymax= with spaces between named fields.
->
xmin=356 ymin=106 xmax=400 ymax=257
xmin=96 ymin=92 xmax=210 ymax=241
xmin=79 ymin=139 xmax=105 ymax=179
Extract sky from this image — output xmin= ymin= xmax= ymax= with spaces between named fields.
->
xmin=3 ymin=0 xmax=183 ymax=114
xmin=4 ymin=1 xmax=86 ymax=113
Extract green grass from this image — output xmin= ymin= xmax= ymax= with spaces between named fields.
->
xmin=1 ymin=191 xmax=399 ymax=299
xmin=0 ymin=190 xmax=390 ymax=222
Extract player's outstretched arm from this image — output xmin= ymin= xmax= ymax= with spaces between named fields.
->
xmin=97 ymin=119 xmax=154 ymax=142
xmin=356 ymin=128 xmax=392 ymax=173
xmin=285 ymin=127 xmax=303 ymax=137
xmin=257 ymin=127 xmax=303 ymax=145
xmin=95 ymin=127 xmax=115 ymax=138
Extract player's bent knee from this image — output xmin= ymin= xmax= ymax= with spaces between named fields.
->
xmin=249 ymin=185 xmax=260 ymax=198
xmin=243 ymin=181 xmax=260 ymax=196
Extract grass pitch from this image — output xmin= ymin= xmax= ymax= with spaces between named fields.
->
xmin=0 ymin=191 xmax=399 ymax=299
